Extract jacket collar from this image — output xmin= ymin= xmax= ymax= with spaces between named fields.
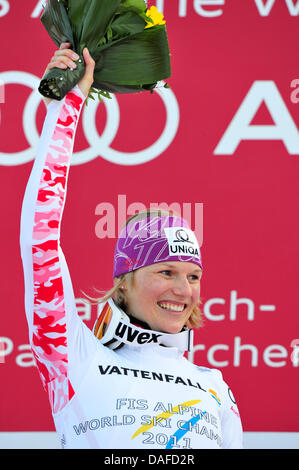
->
xmin=95 ymin=299 xmax=193 ymax=353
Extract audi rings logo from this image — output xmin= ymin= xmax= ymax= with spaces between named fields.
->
xmin=0 ymin=71 xmax=180 ymax=167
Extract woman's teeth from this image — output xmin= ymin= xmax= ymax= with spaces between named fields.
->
xmin=158 ymin=302 xmax=185 ymax=312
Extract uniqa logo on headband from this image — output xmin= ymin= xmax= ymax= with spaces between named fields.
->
xmin=164 ymin=227 xmax=201 ymax=259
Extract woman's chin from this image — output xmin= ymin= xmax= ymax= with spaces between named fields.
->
xmin=156 ymin=323 xmax=185 ymax=335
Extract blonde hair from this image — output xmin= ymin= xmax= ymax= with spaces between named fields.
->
xmin=84 ymin=208 xmax=204 ymax=329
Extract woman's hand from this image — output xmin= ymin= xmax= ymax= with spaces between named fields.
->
xmin=42 ymin=42 xmax=95 ymax=105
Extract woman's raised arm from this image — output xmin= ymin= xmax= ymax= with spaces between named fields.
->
xmin=19 ymin=46 xmax=96 ymax=414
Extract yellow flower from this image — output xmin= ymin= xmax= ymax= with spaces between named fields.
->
xmin=145 ymin=5 xmax=166 ymax=29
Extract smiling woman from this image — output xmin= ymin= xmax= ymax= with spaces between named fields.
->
xmin=124 ymin=260 xmax=202 ymax=333
xmin=88 ymin=208 xmax=204 ymax=333
xmin=20 ymin=44 xmax=243 ymax=450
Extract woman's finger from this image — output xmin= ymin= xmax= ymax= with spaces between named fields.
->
xmin=77 ymin=48 xmax=95 ymax=97
xmin=54 ymin=49 xmax=79 ymax=60
xmin=51 ymin=52 xmax=78 ymax=69
xmin=59 ymin=42 xmax=72 ymax=49
xmin=47 ymin=60 xmax=68 ymax=71
xmin=51 ymin=58 xmax=75 ymax=69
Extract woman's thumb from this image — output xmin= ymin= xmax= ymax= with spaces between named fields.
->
xmin=83 ymin=47 xmax=95 ymax=70
xmin=78 ymin=48 xmax=95 ymax=96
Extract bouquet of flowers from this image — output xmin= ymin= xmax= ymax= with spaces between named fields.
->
xmin=39 ymin=0 xmax=171 ymax=101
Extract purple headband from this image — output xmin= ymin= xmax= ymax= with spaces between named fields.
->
xmin=113 ymin=215 xmax=202 ymax=278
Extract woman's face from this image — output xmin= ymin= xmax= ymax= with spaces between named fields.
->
xmin=123 ymin=261 xmax=202 ymax=334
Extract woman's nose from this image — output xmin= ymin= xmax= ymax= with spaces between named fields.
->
xmin=172 ymin=276 xmax=192 ymax=298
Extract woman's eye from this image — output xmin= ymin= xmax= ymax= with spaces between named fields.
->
xmin=160 ymin=270 xmax=171 ymax=276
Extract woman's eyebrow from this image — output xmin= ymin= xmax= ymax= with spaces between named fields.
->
xmin=156 ymin=263 xmax=175 ymax=269
xmin=157 ymin=263 xmax=202 ymax=273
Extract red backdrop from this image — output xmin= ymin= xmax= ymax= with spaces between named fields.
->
xmin=0 ymin=0 xmax=299 ymax=434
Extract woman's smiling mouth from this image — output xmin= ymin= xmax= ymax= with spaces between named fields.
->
xmin=157 ymin=301 xmax=186 ymax=312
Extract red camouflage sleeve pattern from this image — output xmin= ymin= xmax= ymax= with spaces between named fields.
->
xmin=31 ymin=90 xmax=84 ymax=413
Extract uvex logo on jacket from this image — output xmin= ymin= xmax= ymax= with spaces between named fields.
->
xmin=115 ymin=322 xmax=162 ymax=345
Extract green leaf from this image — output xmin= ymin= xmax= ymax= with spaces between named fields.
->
xmin=107 ymin=26 xmax=113 ymax=41
xmin=120 ymin=0 xmax=147 ymax=13
xmin=67 ymin=0 xmax=91 ymax=48
xmin=80 ymin=0 xmax=121 ymax=52
xmin=117 ymin=0 xmax=147 ymax=17
xmin=140 ymin=11 xmax=153 ymax=23
xmin=41 ymin=0 xmax=74 ymax=48
xmin=97 ymin=90 xmax=112 ymax=99
xmin=94 ymin=26 xmax=171 ymax=85
xmin=111 ymin=11 xmax=145 ymax=37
